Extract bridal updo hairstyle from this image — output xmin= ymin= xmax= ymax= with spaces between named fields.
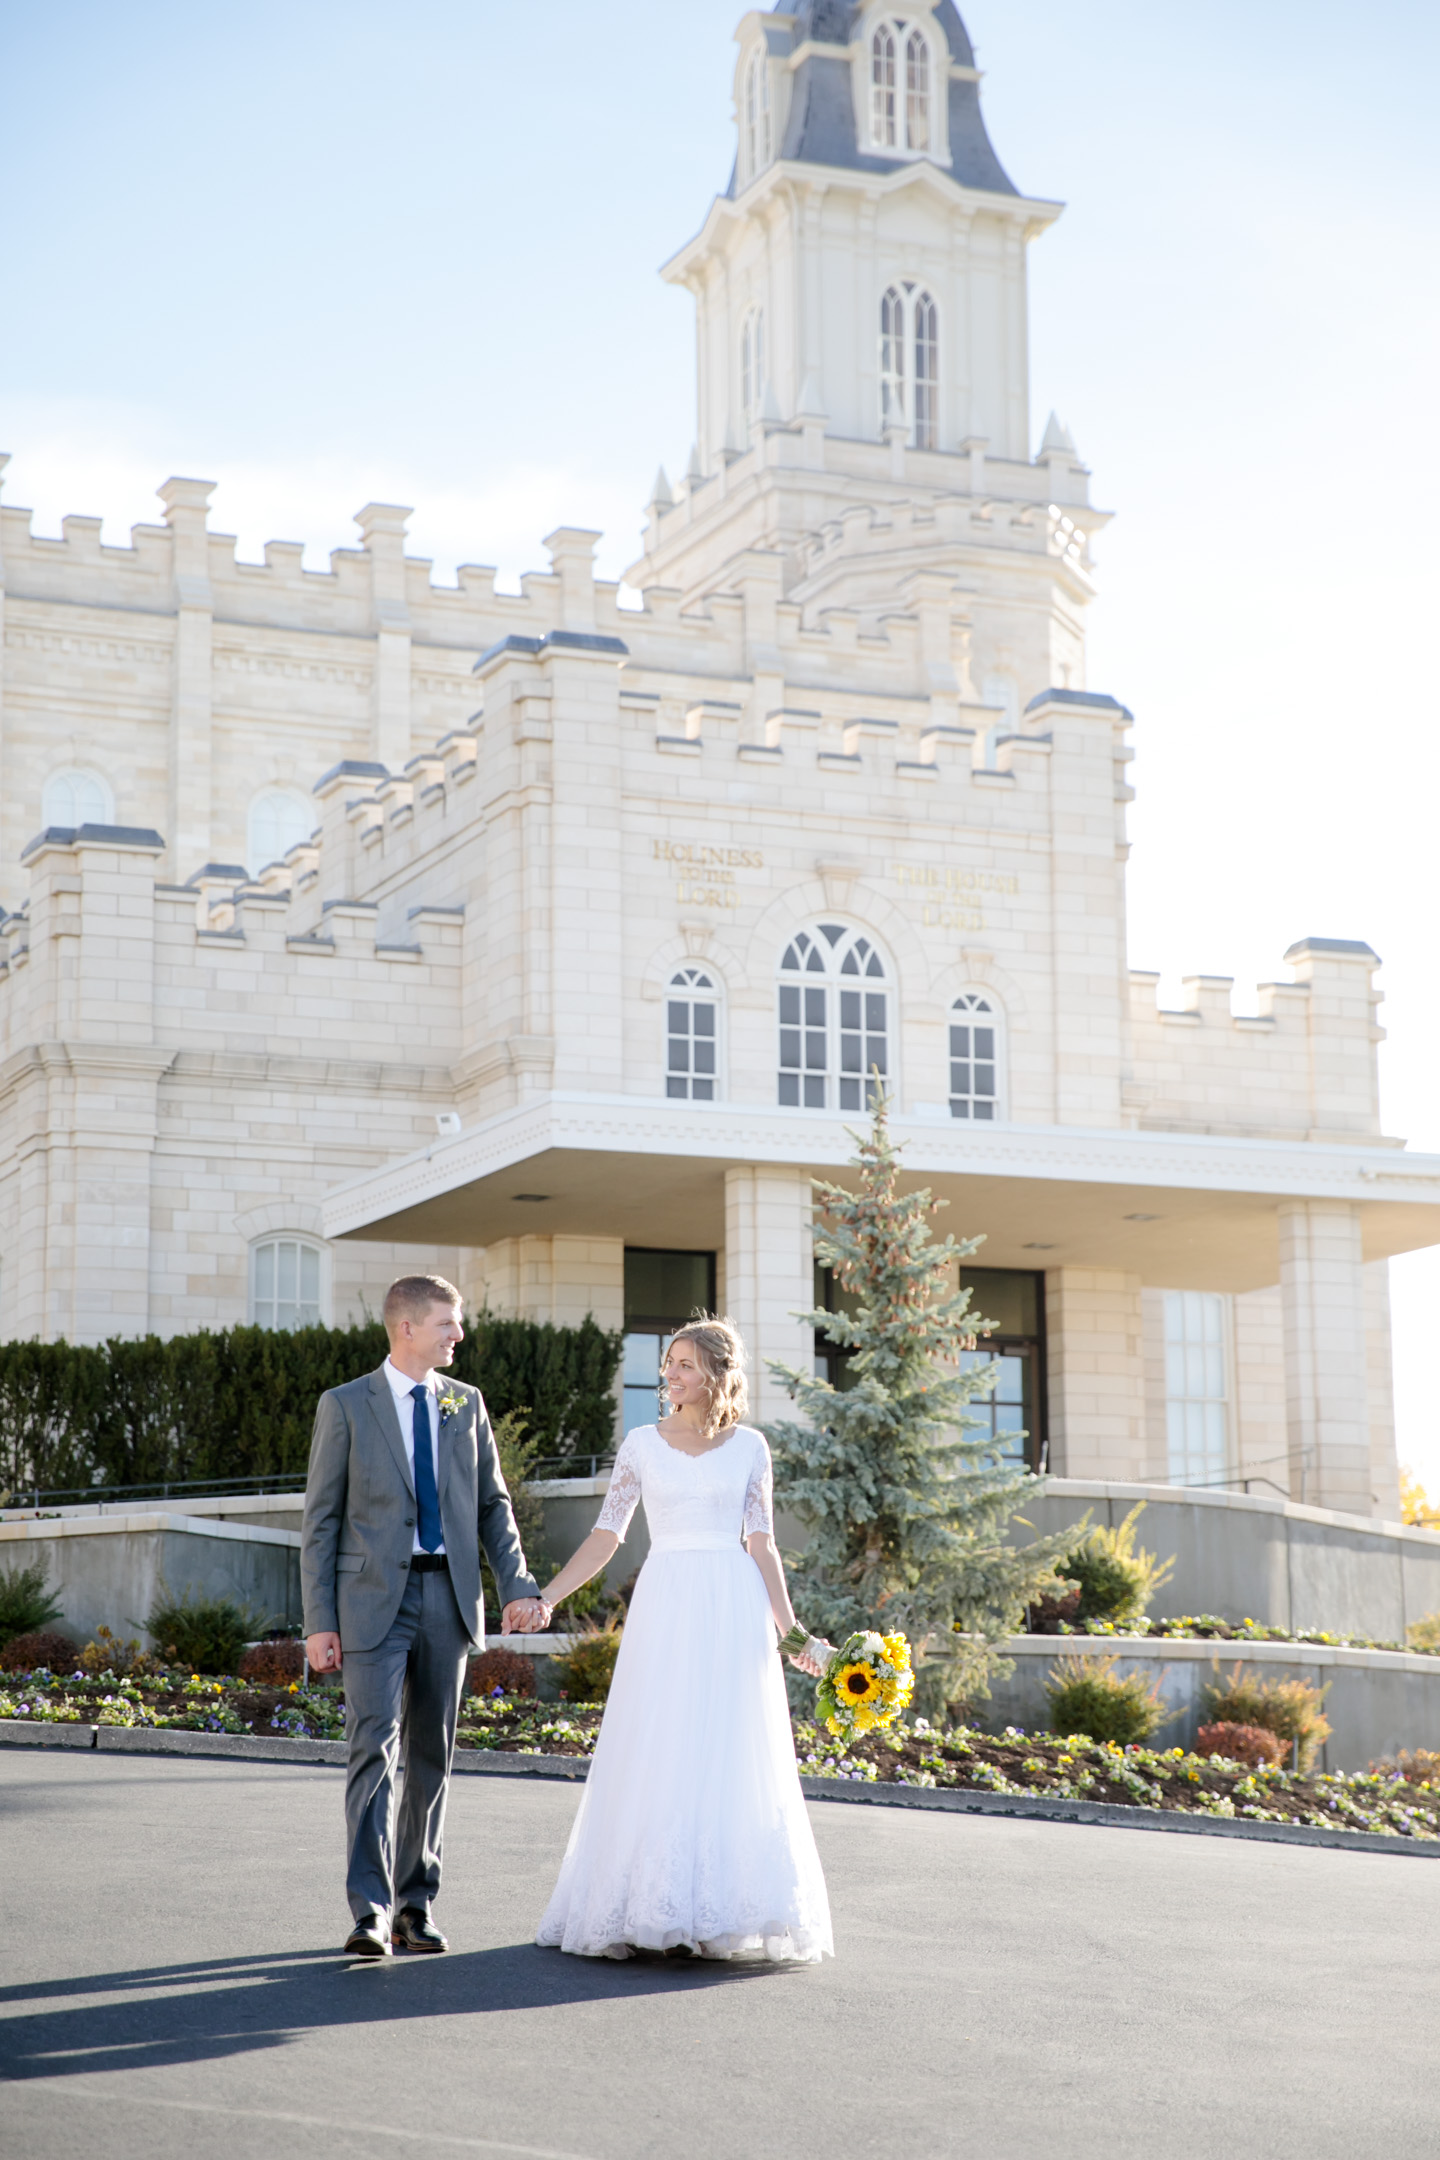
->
xmin=664 ymin=1315 xmax=749 ymax=1437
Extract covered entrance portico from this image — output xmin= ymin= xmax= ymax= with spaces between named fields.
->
xmin=322 ymin=1097 xmax=1440 ymax=1518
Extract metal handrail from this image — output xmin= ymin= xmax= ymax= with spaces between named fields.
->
xmin=2 ymin=1457 xmax=617 ymax=1512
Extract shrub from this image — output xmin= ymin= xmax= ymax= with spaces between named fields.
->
xmin=1407 ymin=1611 xmax=1440 ymax=1653
xmin=0 ymin=1310 xmax=622 ymax=1497
xmin=1371 ymin=1748 xmax=1440 ymax=1786
xmin=468 ymin=1646 xmax=537 ymax=1699
xmin=238 ymin=1637 xmax=305 ymax=1686
xmin=0 ymin=1558 xmax=63 ymax=1646
xmin=1196 ymin=1721 xmax=1285 ymax=1769
xmin=553 ymin=1623 xmax=622 ymax=1704
xmin=1026 ymin=1585 xmax=1082 ymax=1634
xmin=1044 ymin=1652 xmax=1168 ymax=1746
xmin=81 ymin=1625 xmax=160 ymax=1677
xmin=0 ymin=1627 xmax=80 ymax=1673
xmin=1201 ymin=1662 xmax=1331 ymax=1773
xmin=1061 ymin=1504 xmax=1175 ymax=1628
xmin=146 ymin=1589 xmax=264 ymax=1675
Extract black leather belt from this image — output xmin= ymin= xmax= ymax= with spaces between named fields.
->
xmin=410 ymin=1553 xmax=449 ymax=1573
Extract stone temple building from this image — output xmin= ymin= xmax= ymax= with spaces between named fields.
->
xmin=0 ymin=0 xmax=1435 ymax=1518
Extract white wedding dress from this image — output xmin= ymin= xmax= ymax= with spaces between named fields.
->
xmin=535 ymin=1423 xmax=833 ymax=1962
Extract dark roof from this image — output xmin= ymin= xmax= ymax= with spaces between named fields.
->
xmin=751 ymin=2 xmax=1016 ymax=196
xmin=1283 ymin=938 xmax=1381 ymax=964
xmin=1024 ymin=688 xmax=1135 ymax=722
xmin=474 ymin=629 xmax=630 ymax=673
xmin=21 ymin=822 xmax=165 ymax=863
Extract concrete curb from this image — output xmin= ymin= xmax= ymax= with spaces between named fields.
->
xmin=3 ymin=1721 xmax=1434 ymax=1854
xmin=796 ymin=1774 xmax=1440 ymax=1855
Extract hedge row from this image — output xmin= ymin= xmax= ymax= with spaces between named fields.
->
xmin=0 ymin=1313 xmax=622 ymax=1495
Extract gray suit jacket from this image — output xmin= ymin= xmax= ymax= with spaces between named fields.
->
xmin=300 ymin=1365 xmax=540 ymax=1653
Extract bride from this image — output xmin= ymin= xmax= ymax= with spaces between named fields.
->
xmin=533 ymin=1316 xmax=834 ymax=1962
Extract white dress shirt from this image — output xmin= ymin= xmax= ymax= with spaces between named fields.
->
xmin=383 ymin=1358 xmax=446 ymax=1556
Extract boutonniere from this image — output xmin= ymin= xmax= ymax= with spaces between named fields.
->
xmin=437 ymin=1388 xmax=466 ymax=1424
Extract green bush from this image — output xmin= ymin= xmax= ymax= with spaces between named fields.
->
xmin=1201 ymin=1662 xmax=1331 ymax=1773
xmin=1408 ymin=1611 xmax=1440 ymax=1653
xmin=1044 ymin=1652 xmax=1169 ymax=1746
xmin=0 ymin=1309 xmax=622 ymax=1497
xmin=0 ymin=1558 xmax=63 ymax=1646
xmin=146 ymin=1589 xmax=266 ymax=1675
xmin=1061 ymin=1504 xmax=1175 ymax=1628
xmin=553 ymin=1624 xmax=622 ymax=1704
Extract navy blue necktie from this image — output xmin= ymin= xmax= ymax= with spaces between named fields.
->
xmin=410 ymin=1385 xmax=443 ymax=1552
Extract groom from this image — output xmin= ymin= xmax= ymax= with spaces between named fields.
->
xmin=302 ymin=1273 xmax=549 ymax=1958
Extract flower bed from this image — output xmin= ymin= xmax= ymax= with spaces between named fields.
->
xmin=1037 ymin=1612 xmax=1437 ymax=1655
xmin=5 ymin=1667 xmax=1437 ymax=1840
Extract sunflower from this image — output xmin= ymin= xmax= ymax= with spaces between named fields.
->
xmin=836 ymin=1661 xmax=882 ymax=1705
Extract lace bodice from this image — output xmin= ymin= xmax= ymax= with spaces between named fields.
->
xmin=596 ymin=1425 xmax=774 ymax=1545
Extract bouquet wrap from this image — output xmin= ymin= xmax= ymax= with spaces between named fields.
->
xmin=815 ymin=1630 xmax=914 ymax=1740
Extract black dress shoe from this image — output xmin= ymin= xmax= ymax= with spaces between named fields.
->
xmin=343 ymin=1913 xmax=392 ymax=1959
xmin=392 ymin=1906 xmax=448 ymax=1953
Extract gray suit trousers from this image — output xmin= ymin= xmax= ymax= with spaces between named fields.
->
xmin=343 ymin=1564 xmax=470 ymax=1922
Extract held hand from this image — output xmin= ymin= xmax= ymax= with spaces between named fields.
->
xmin=788 ymin=1635 xmax=834 ymax=1679
xmin=502 ymin=1599 xmax=551 ymax=1635
xmin=306 ymin=1631 xmax=342 ymax=1675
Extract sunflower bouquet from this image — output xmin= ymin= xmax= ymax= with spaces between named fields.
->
xmin=815 ymin=1630 xmax=914 ymax=1740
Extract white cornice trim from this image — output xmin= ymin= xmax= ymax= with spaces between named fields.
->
xmin=320 ymin=1091 xmax=1440 ymax=1239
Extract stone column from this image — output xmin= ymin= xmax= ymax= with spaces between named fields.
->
xmin=355 ymin=503 xmax=413 ymax=771
xmin=1277 ymin=1199 xmax=1371 ymax=1513
xmin=1364 ymin=1259 xmax=1401 ymax=1522
xmin=721 ymin=1166 xmax=814 ymax=1426
xmin=160 ymin=477 xmax=215 ymax=883
xmin=20 ymin=825 xmax=169 ymax=1340
xmin=1044 ymin=1267 xmax=1146 ymax=1479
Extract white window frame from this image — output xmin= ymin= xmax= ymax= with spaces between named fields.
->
xmin=948 ymin=990 xmax=1003 ymax=1121
xmin=777 ymin=922 xmax=892 ymax=1113
xmin=1163 ymin=1290 xmax=1235 ymax=1489
xmin=864 ymin=16 xmax=941 ymax=158
xmin=665 ymin=966 xmax=723 ymax=1102
xmin=741 ymin=305 xmax=766 ymax=423
xmin=42 ymin=766 xmax=114 ymax=831
xmin=878 ymin=281 xmax=940 ymax=447
xmin=246 ymin=788 xmax=314 ymax=877
xmin=248 ymin=1235 xmax=331 ymax=1331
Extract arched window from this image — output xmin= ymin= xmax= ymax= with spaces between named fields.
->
xmin=666 ymin=966 xmax=721 ymax=1101
xmin=905 ymin=27 xmax=931 ymax=150
xmin=878 ymin=283 xmax=938 ymax=446
xmin=913 ymin=289 xmax=938 ymax=449
xmin=880 ymin=285 xmax=906 ymax=430
xmin=949 ymin=992 xmax=1001 ymax=1121
xmin=247 ymin=788 xmax=312 ymax=875
xmin=871 ymin=19 xmax=934 ymax=152
xmin=741 ymin=307 xmax=766 ymax=422
xmin=249 ymin=1235 xmax=327 ymax=1329
xmin=871 ymin=23 xmax=898 ymax=147
xmin=777 ymin=923 xmax=889 ymax=1112
xmin=743 ymin=47 xmax=770 ymax=181
xmin=42 ymin=767 xmax=113 ymax=830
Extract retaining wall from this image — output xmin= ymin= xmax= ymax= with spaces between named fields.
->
xmin=0 ymin=1511 xmax=301 ymax=1645
xmin=8 ymin=1473 xmax=1440 ymax=1665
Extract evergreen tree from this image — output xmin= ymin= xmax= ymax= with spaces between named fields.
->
xmin=766 ymin=1091 xmax=1077 ymax=1705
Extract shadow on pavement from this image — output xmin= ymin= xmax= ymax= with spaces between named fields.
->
xmin=0 ymin=1943 xmax=792 ymax=2080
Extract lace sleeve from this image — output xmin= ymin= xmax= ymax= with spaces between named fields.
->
xmin=595 ymin=1434 xmax=643 ymax=1540
xmin=742 ymin=1431 xmax=774 ymax=1539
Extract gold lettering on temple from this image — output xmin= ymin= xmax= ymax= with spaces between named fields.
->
xmin=896 ymin=863 xmax=1017 ymax=934
xmin=658 ymin=837 xmax=762 ymax=913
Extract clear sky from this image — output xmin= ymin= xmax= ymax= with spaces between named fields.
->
xmin=3 ymin=1 xmax=1438 ymax=1486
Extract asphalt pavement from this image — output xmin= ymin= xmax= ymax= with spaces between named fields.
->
xmin=2 ymin=1749 xmax=1437 ymax=2159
